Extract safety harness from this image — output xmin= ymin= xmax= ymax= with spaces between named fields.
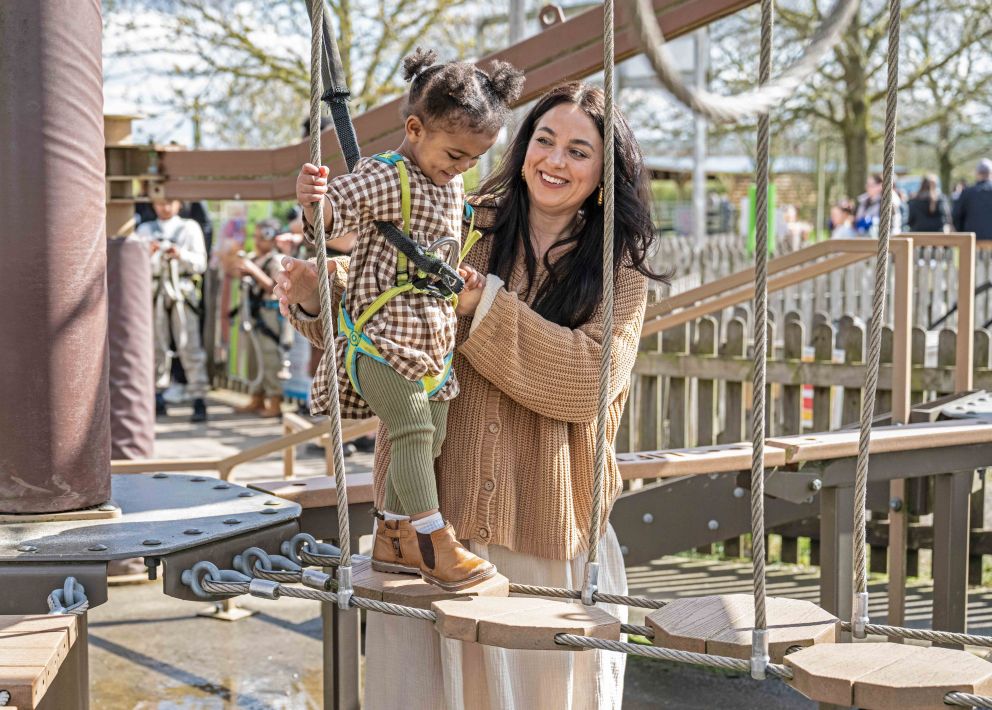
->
xmin=337 ymin=151 xmax=482 ymax=399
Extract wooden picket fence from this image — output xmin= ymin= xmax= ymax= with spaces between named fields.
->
xmin=626 ymin=235 xmax=992 ymax=583
xmin=653 ymin=236 xmax=992 ymax=333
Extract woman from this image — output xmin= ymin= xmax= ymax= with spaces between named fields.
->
xmin=907 ymin=174 xmax=949 ymax=232
xmin=277 ymin=82 xmax=667 ymax=709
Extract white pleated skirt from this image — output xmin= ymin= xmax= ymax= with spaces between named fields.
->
xmin=364 ymin=524 xmax=628 ymax=710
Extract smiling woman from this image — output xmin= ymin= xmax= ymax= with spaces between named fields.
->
xmin=355 ymin=81 xmax=672 ymax=709
xmin=478 ymin=82 xmax=668 ymax=330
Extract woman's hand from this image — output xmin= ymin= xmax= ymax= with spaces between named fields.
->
xmin=455 ymin=265 xmax=485 ymax=317
xmin=274 ymin=256 xmax=335 ymax=318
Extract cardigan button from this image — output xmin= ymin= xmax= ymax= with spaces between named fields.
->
xmin=483 ymin=479 xmax=494 ymax=491
xmin=488 ymin=423 xmax=500 ymax=434
xmin=478 ymin=527 xmax=489 ymax=539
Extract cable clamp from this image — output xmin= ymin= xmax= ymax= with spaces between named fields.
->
xmin=248 ymin=579 xmax=281 ymax=600
xmin=336 ymin=565 xmax=353 ymax=610
xmin=853 ymin=591 xmax=869 ymax=639
xmin=581 ymin=562 xmax=599 ymax=606
xmin=302 ymin=569 xmax=333 ymax=590
xmin=750 ymin=628 xmax=769 ymax=680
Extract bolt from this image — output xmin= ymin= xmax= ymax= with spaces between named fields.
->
xmin=17 ymin=544 xmax=37 ymax=553
xmin=264 ymin=500 xmax=281 ymax=506
xmin=88 ymin=544 xmax=108 ymax=552
xmin=261 ymin=508 xmax=278 ymax=515
xmin=889 ymin=497 xmax=904 ymax=512
xmin=191 ymin=477 xmax=206 ymax=483
xmin=708 ymin=520 xmax=719 ymax=531
xmin=98 ymin=502 xmax=118 ymax=512
xmin=213 ymin=484 xmax=230 ymax=490
xmin=733 ymin=487 xmax=746 ymax=498
xmin=142 ymin=539 xmax=162 ymax=546
xmin=223 ymin=518 xmax=242 ymax=525
xmin=238 ymin=491 xmax=255 ymax=498
xmin=152 ymin=473 xmax=168 ymax=479
xmin=183 ymin=529 xmax=202 ymax=536
xmin=642 ymin=513 xmax=654 ymax=524
xmin=808 ymin=479 xmax=822 ymax=492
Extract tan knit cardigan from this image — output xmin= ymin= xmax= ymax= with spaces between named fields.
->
xmin=291 ymin=197 xmax=647 ymax=560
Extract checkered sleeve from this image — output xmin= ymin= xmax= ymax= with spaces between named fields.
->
xmin=314 ymin=157 xmax=404 ymax=243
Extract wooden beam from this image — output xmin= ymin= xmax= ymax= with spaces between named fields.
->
xmin=159 ymin=0 xmax=754 ymax=198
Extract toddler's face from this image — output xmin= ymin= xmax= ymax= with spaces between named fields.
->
xmin=408 ymin=118 xmax=497 ymax=187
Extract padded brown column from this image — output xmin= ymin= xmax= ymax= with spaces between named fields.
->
xmin=107 ymin=238 xmax=155 ymax=460
xmin=0 ymin=0 xmax=111 ymax=512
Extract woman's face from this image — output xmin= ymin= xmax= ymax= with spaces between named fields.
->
xmin=522 ymin=102 xmax=604 ymax=216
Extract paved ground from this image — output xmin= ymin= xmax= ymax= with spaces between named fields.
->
xmin=85 ymin=394 xmax=992 ymax=708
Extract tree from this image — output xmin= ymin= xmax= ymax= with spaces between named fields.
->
xmin=103 ymin=0 xmax=479 ymax=148
xmin=699 ymin=0 xmax=992 ymax=198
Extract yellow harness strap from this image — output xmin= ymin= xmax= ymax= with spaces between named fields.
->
xmin=339 ymin=152 xmax=480 ymax=399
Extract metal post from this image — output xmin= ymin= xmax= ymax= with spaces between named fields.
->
xmin=692 ymin=27 xmax=709 ymax=245
xmin=931 ymin=470 xmax=972 ymax=647
xmin=322 ymin=565 xmax=361 ymax=710
xmin=888 ymin=238 xmax=913 ymax=626
xmin=819 ymin=484 xmax=854 ymax=629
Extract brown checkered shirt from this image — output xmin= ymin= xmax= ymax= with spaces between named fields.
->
xmin=301 ymin=155 xmax=464 ymax=418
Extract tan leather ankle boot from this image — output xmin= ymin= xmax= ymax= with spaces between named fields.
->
xmin=371 ymin=518 xmax=421 ymax=574
xmin=235 ymin=394 xmax=265 ymax=414
xmin=417 ymin=524 xmax=496 ymax=591
xmin=259 ymin=396 xmax=283 ymax=418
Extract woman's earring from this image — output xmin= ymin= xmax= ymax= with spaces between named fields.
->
xmin=597 ymin=184 xmax=604 ymax=207
xmin=521 ymin=165 xmax=526 ymax=182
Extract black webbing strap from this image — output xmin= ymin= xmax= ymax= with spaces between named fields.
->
xmin=306 ymin=0 xmax=464 ymax=295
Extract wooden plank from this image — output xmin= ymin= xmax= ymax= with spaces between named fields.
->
xmin=647 ymin=595 xmax=836 ymax=662
xmin=855 ymin=645 xmax=992 ymax=709
xmin=353 ymin=560 xmax=508 ymax=611
xmin=433 ymin=596 xmax=621 ymax=651
xmin=785 ymin=642 xmax=920 ymax=707
xmin=718 ymin=317 xmax=748 ymax=444
xmin=617 ymin=442 xmax=788 ymax=480
xmin=781 ymin=319 xmax=804 ymax=435
xmin=811 ymin=321 xmax=834 ymax=431
xmin=161 ymin=0 xmax=754 ymax=196
xmin=694 ymin=317 xmax=719 ymax=446
xmin=249 ymin=472 xmax=375 ymax=507
xmin=110 ymin=457 xmax=220 ymax=474
xmin=839 ymin=317 xmax=865 ymax=426
xmin=766 ymin=419 xmax=992 ymax=463
xmin=664 ymin=324 xmax=690 ymax=447
xmin=0 ymin=615 xmax=76 ymax=709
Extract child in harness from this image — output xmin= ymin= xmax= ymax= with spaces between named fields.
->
xmin=292 ymin=48 xmax=523 ymax=590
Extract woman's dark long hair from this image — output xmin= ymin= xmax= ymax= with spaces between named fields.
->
xmin=477 ymin=82 xmax=669 ymax=329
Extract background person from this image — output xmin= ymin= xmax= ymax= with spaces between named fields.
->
xmin=907 ymin=173 xmax=950 ymax=232
xmin=953 ymin=159 xmax=992 ymax=239
xmin=136 ymin=198 xmax=210 ymax=422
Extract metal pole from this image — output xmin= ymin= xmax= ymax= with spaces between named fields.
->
xmin=692 ymin=27 xmax=709 ymax=245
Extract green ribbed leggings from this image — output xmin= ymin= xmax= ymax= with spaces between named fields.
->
xmin=355 ymin=356 xmax=448 ymax=515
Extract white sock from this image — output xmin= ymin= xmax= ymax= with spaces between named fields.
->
xmin=410 ymin=512 xmax=445 ymax=535
xmin=375 ymin=510 xmax=410 ymax=535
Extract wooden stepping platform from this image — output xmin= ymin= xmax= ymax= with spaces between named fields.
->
xmin=0 ymin=615 xmax=78 ymax=709
xmin=249 ymin=472 xmax=375 ymax=508
xmin=352 ymin=559 xmax=509 ymax=611
xmin=617 ymin=443 xmax=788 ymax=480
xmin=646 ymin=594 xmax=837 ymax=662
xmin=785 ymin=642 xmax=992 ymax=709
xmin=767 ymin=420 xmax=992 ymax=464
xmin=432 ymin=596 xmax=621 ymax=651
